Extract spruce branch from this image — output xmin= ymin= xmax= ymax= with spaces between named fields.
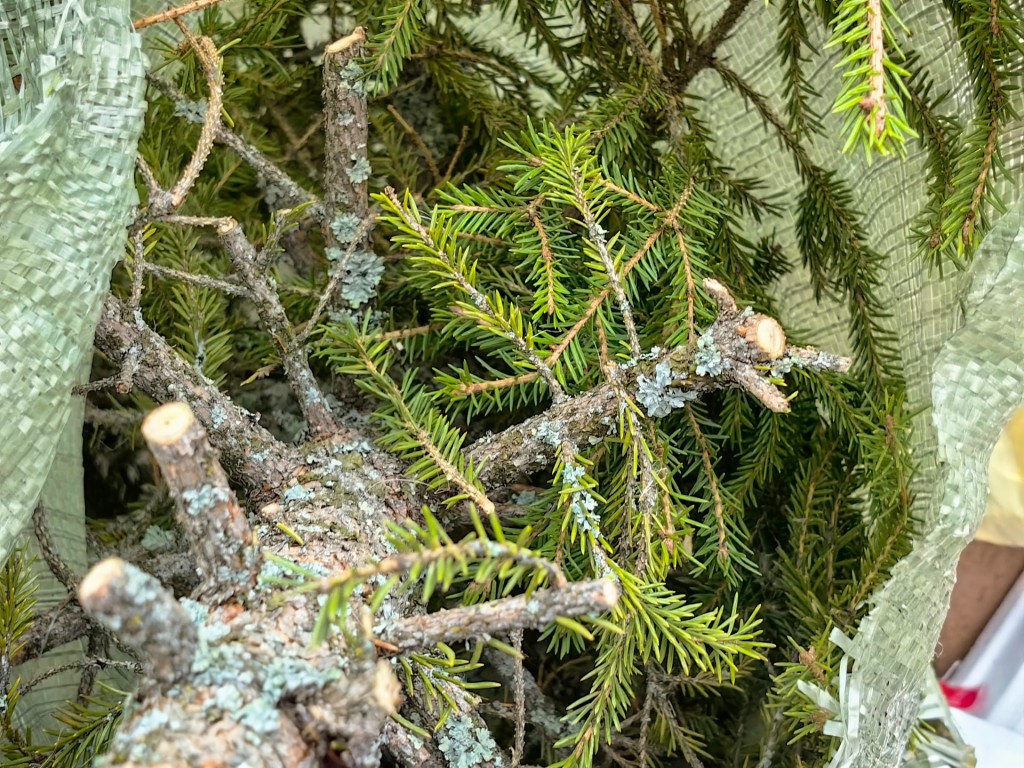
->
xmin=712 ymin=62 xmax=898 ymax=393
xmin=380 ymin=187 xmax=566 ymax=401
xmin=864 ymin=0 xmax=889 ymax=138
xmin=18 ymin=658 xmax=141 ymax=699
xmin=369 ymin=0 xmax=427 ymax=93
xmin=139 ymin=258 xmax=248 ymax=297
xmin=932 ymin=0 xmax=1022 ymax=261
xmin=694 ymin=0 xmax=757 ymax=74
xmin=332 ymin=333 xmax=498 ymax=514
xmin=573 ymin=169 xmax=641 ymax=357
xmin=468 ymin=279 xmax=850 ymax=488
xmin=289 ymin=532 xmax=562 ymax=611
xmin=444 ymin=218 xmax=667 ymax=401
xmin=777 ymin=0 xmax=823 ymax=137
xmin=903 ymin=60 xmax=960 ymax=267
xmin=388 ymin=102 xmax=442 ymax=184
xmin=527 ymin=196 xmax=558 ymax=317
xmin=31 ymin=504 xmax=80 ymax=594
xmin=510 ymin=628 xmax=526 ymax=768
xmin=823 ymin=0 xmax=916 ymax=156
xmin=0 ymin=548 xmax=36 ymax=747
xmin=687 ymin=407 xmax=728 ymax=562
xmin=294 ymin=215 xmax=376 ymax=345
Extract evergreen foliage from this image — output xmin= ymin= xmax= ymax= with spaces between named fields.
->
xmin=6 ymin=0 xmax=1022 ymax=766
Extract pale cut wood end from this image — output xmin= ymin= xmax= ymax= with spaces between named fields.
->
xmin=754 ymin=317 xmax=786 ymax=360
xmin=79 ymin=557 xmax=126 ymax=605
xmin=142 ymin=402 xmax=196 ymax=446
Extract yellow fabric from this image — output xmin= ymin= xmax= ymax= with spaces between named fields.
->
xmin=980 ymin=408 xmax=1024 ymax=547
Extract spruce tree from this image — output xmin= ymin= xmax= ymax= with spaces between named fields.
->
xmin=2 ymin=1 xmax=1022 ymax=767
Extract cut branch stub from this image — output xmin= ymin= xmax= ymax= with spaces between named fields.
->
xmin=322 ymin=27 xmax=370 ymax=248
xmin=78 ymin=558 xmax=197 ymax=691
xmin=142 ymin=401 xmax=257 ymax=602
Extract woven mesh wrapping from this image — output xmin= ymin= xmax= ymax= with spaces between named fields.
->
xmin=0 ymin=1 xmax=146 ymax=558
xmin=683 ymin=1 xmax=1024 ymax=764
xmin=0 ymin=0 xmax=146 ymax=726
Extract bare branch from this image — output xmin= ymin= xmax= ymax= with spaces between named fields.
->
xmin=379 ymin=579 xmax=619 ymax=654
xmin=149 ymin=36 xmax=224 ymax=214
xmin=93 ymin=294 xmax=300 ymax=497
xmin=32 ymin=504 xmax=80 ymax=592
xmin=217 ymin=218 xmax=339 ymax=438
xmin=12 ymin=603 xmax=92 ymax=666
xmin=322 ymin=27 xmax=378 ymax=310
xmin=133 ymin=0 xmax=225 ymax=30
xmin=147 ymin=74 xmax=322 ymax=216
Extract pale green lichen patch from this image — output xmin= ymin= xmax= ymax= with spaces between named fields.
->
xmin=347 ymin=156 xmax=371 ymax=184
xmin=330 ymin=212 xmax=363 ymax=245
xmin=561 ymin=462 xmax=601 ymax=535
xmin=175 ymin=601 xmax=347 ymax=739
xmin=340 ymin=60 xmax=364 ymax=92
xmin=694 ymin=330 xmax=725 ymax=377
xmin=436 ymin=712 xmax=503 ymax=768
xmin=636 ymin=359 xmax=698 ymax=417
xmin=181 ymin=484 xmax=231 ymax=515
xmin=283 ymin=484 xmax=314 ymax=503
xmin=531 ymin=419 xmax=563 ymax=447
xmin=340 ymin=249 xmax=384 ymax=306
xmin=210 ymin=405 xmax=228 ymax=428
xmin=141 ymin=525 xmax=176 ymax=553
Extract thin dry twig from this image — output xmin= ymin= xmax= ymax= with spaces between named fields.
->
xmin=151 ymin=35 xmax=223 ymax=213
xmin=388 ymin=103 xmax=442 ymax=184
xmin=510 ymin=628 xmax=526 ymax=768
xmin=133 ymin=0 xmax=225 ymax=30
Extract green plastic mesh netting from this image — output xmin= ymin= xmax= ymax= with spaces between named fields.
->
xmin=0 ymin=0 xmax=147 ymax=725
